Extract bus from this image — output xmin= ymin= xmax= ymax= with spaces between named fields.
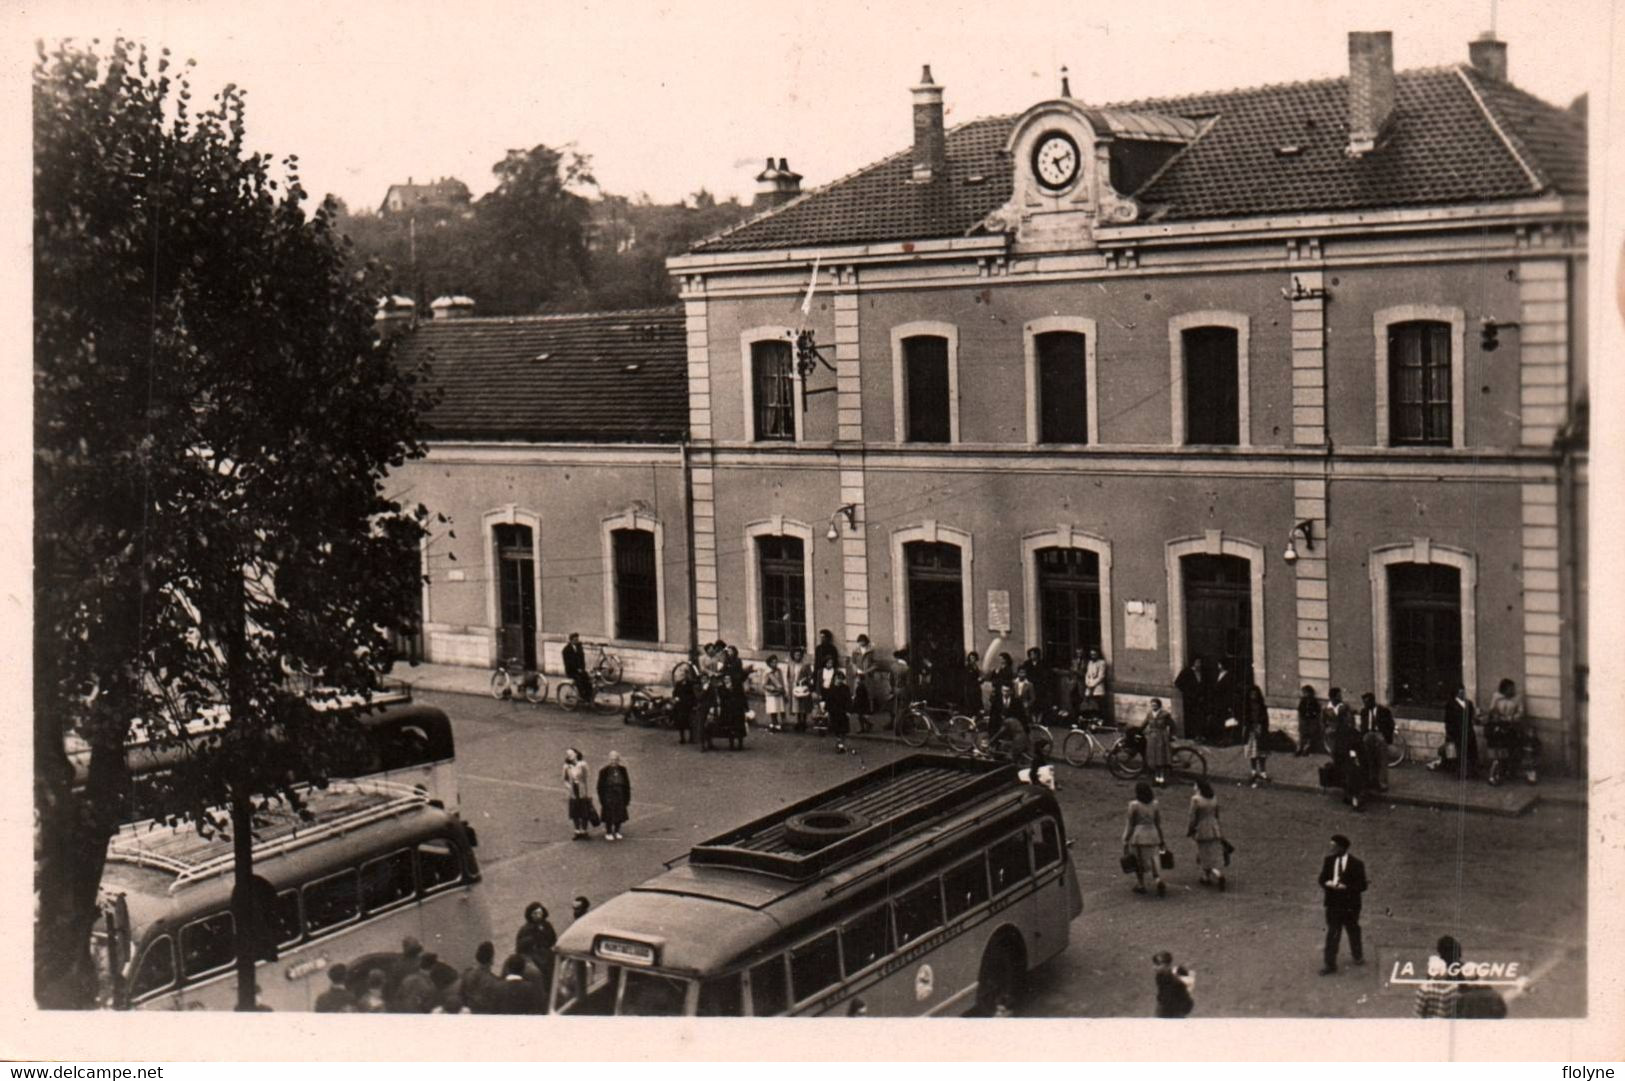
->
xmin=549 ymin=754 xmax=1082 ymax=1017
xmin=68 ymin=687 xmax=460 ymax=821
xmin=93 ymin=779 xmax=489 ymax=1011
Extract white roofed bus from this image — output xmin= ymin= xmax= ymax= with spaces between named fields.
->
xmin=93 ymin=780 xmax=489 ymax=1011
xmin=550 ymin=754 xmax=1082 ymax=1017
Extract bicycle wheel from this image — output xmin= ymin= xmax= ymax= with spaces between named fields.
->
xmin=1028 ymin=723 xmax=1053 ymax=751
xmin=489 ymin=669 xmax=514 ymax=700
xmin=1062 ymin=729 xmax=1093 ymax=768
xmin=898 ymin=710 xmax=929 ymax=748
xmin=1106 ymin=743 xmax=1143 ymax=780
xmin=522 ymin=673 xmax=548 ymax=704
xmin=598 ymin=656 xmax=624 ymax=685
xmin=1171 ymin=745 xmax=1208 ymax=779
xmin=1387 ymin=733 xmax=1408 ymax=767
xmin=555 ymin=682 xmax=581 ymax=711
xmin=945 ymin=714 xmax=978 ymax=752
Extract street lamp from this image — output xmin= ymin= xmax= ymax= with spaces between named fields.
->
xmin=1283 ymin=520 xmax=1315 ymax=564
xmin=826 ymin=504 xmax=858 ymax=541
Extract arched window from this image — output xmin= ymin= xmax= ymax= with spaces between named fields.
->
xmin=741 ymin=327 xmax=800 ymax=443
xmin=891 ymin=323 xmax=960 ymax=444
xmin=1169 ymin=312 xmax=1250 ymax=448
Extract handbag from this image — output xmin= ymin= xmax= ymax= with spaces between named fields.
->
xmin=587 ymin=803 xmax=602 ymax=827
xmin=1317 ymin=762 xmax=1335 ymax=788
xmin=1221 ymin=838 xmax=1236 ymax=866
xmin=1159 ymin=847 xmax=1175 ymax=870
xmin=1119 ymin=852 xmax=1139 ymax=875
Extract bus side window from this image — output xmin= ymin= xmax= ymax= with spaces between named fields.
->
xmin=789 ymin=933 xmax=840 ymax=1004
xmin=894 ymin=879 xmax=944 ymax=946
xmin=747 ymin=956 xmax=788 ymax=1017
xmin=697 ymin=973 xmax=742 ymax=1016
xmin=273 ymin=890 xmax=303 ymax=947
xmin=841 ymin=905 xmax=894 ymax=975
xmin=989 ymin=832 xmax=1031 ymax=895
xmin=361 ymin=849 xmax=416 ymax=913
xmin=1032 ymin=818 xmax=1062 ymax=869
xmin=944 ymin=856 xmax=990 ymax=919
xmin=131 ymin=935 xmax=176 ymax=999
xmin=417 ymin=839 xmax=462 ymax=894
xmin=180 ymin=911 xmax=235 ymax=979
xmin=303 ymin=869 xmax=359 ymax=936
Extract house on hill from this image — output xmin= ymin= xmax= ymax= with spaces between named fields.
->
xmin=379 ymin=176 xmax=473 ymax=220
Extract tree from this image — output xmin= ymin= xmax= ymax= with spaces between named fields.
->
xmin=468 ymin=144 xmax=595 ymax=314
xmin=34 ymin=39 xmax=436 ymax=1009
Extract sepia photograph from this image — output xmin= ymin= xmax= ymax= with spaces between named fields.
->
xmin=13 ymin=0 xmax=1622 ymax=1063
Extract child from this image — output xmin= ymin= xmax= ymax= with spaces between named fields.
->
xmin=762 ymin=655 xmax=786 ymax=732
xmin=788 ymin=646 xmax=813 ymax=733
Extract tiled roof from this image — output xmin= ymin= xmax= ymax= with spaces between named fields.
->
xmin=693 ymin=65 xmax=1586 ymax=252
xmin=398 ymin=308 xmax=688 ymax=443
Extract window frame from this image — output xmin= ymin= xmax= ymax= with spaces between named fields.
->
xmin=130 ymin=934 xmax=177 ymax=1002
xmin=359 ymin=847 xmax=419 ymax=916
xmin=746 ymin=954 xmax=790 ymax=1017
xmin=740 ymin=327 xmax=803 ymax=444
xmin=178 ymin=910 xmax=237 ymax=982
xmin=890 ymin=322 xmax=960 ymax=444
xmin=1023 ymin=317 xmax=1099 ymax=446
xmin=417 ymin=838 xmax=465 ymax=896
xmin=743 ymin=518 xmax=816 ymax=652
xmin=608 ymin=527 xmax=661 ymax=643
xmin=943 ymin=854 xmax=992 ymax=920
xmin=839 ymin=903 xmax=896 ymax=978
xmin=988 ymin=829 xmax=1034 ymax=898
xmin=301 ymin=867 xmax=361 ymax=939
xmin=788 ymin=931 xmax=843 ymax=1007
xmin=1168 ymin=311 xmax=1251 ymax=448
xmin=1372 ymin=305 xmax=1466 ymax=449
xmin=599 ymin=510 xmax=666 ymax=645
xmin=1367 ymin=540 xmax=1478 ymax=716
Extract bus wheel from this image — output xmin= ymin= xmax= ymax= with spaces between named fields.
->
xmin=972 ymin=931 xmax=1026 ymax=1016
xmin=784 ymin=810 xmax=872 ymax=850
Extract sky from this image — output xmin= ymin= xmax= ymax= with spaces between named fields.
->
xmin=12 ymin=0 xmax=1610 ymax=212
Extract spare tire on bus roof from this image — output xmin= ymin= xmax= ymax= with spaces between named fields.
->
xmin=783 ymin=810 xmax=872 ymax=850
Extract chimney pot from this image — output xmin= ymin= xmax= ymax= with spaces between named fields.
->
xmin=1469 ymin=32 xmax=1508 ymax=82
xmin=912 ymin=64 xmax=947 ymax=182
xmin=753 ymin=156 xmax=802 ymax=210
xmin=778 ymin=157 xmax=789 ymax=171
xmin=1346 ymin=31 xmax=1395 ymax=156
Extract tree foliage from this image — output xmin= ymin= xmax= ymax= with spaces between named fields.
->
xmin=34 ymin=38 xmax=436 ymax=1008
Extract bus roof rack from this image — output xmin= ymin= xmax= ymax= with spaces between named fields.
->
xmin=687 ymin=754 xmax=1016 ymax=881
xmin=104 ymin=779 xmax=433 ymax=893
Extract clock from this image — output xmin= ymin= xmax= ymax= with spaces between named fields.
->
xmin=1032 ymin=131 xmax=1080 ymax=192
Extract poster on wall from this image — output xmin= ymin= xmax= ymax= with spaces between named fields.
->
xmin=1125 ymin=599 xmax=1159 ymax=651
xmin=986 ymin=589 xmax=1012 ymax=634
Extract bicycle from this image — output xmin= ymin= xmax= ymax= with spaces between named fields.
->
xmin=1060 ymin=719 xmax=1126 ymax=768
xmin=1105 ymin=736 xmax=1208 ymax=781
xmin=489 ymin=656 xmax=548 ymax=704
xmin=556 ymin=670 xmax=623 ymax=713
xmin=586 ymin=642 xmax=623 ymax=685
xmin=896 ymin=701 xmax=978 ymax=752
xmin=1325 ymin=722 xmax=1409 ymax=768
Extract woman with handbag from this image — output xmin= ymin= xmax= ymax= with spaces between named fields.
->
xmin=562 ymin=748 xmax=594 ymax=840
xmin=1122 ymin=781 xmax=1168 ymax=897
xmin=1144 ymin=699 xmax=1175 ymax=787
xmin=1187 ymin=779 xmax=1227 ymax=891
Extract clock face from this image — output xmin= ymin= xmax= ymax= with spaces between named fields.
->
xmin=1032 ymin=131 xmax=1080 ymax=191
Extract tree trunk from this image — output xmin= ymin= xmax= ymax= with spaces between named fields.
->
xmin=219 ymin=569 xmax=259 ymax=1012
xmin=230 ymin=786 xmax=257 ymax=1011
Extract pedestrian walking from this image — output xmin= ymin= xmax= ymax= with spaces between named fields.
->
xmin=1242 ymin=683 xmax=1270 ymax=786
xmin=1144 ymin=697 xmax=1174 ymax=787
xmin=849 ymin=634 xmax=877 ymax=731
xmin=788 ymin=646 xmax=814 ymax=733
xmin=1358 ymin=692 xmax=1394 ymax=791
xmin=1152 ymin=951 xmax=1196 ymax=1017
xmin=1082 ymin=646 xmax=1109 ymax=722
xmin=563 ymin=748 xmax=594 ymax=839
xmin=1318 ymin=834 xmax=1368 ymax=974
xmin=1432 ymin=685 xmax=1478 ymax=775
xmin=1174 ymin=656 xmax=1206 ymax=742
xmin=762 ymin=655 xmax=787 ymax=732
xmin=1122 ymin=781 xmax=1168 ymax=897
xmin=597 ymin=751 xmax=631 ymax=840
xmin=1295 ymin=684 xmax=1323 ymax=756
xmin=672 ymin=660 xmax=697 ymax=744
xmin=1187 ymin=778 xmax=1227 ymax=890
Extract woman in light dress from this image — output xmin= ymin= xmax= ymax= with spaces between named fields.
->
xmin=562 ymin=748 xmax=593 ymax=840
xmin=1187 ymin=778 xmax=1227 ymax=891
xmin=1121 ymin=781 xmax=1168 ymax=897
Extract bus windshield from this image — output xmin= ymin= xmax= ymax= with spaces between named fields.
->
xmin=550 ymin=957 xmax=693 ymax=1016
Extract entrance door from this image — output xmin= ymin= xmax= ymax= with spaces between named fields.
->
xmin=1182 ymin=554 xmax=1252 ymax=681
xmin=1389 ymin=563 xmax=1461 ymax=714
xmin=494 ymin=524 xmax=537 ymax=669
xmin=1037 ymin=547 xmax=1101 ymax=664
xmin=906 ymin=542 xmax=964 ymax=672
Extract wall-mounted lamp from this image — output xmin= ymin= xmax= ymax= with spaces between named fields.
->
xmin=826 ymin=504 xmax=858 ymax=541
xmin=1283 ymin=520 xmax=1315 ymax=564
xmin=1479 ymin=317 xmax=1521 ymax=352
xmin=1280 ymin=276 xmax=1330 ymax=302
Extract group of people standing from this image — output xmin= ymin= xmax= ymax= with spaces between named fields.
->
xmin=562 ymin=748 xmax=631 ymax=840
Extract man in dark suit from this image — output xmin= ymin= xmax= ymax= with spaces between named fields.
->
xmin=562 ymin=631 xmax=593 ymax=704
xmin=1318 ymin=834 xmax=1368 ymax=974
xmin=1433 ymin=686 xmax=1477 ymax=775
xmin=1174 ymin=657 xmax=1207 ymax=742
xmin=1359 ymin=692 xmax=1395 ymax=791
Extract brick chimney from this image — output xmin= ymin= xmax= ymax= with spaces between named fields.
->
xmin=1469 ymin=32 xmax=1508 ymax=82
xmin=375 ymin=295 xmax=416 ymax=340
xmin=1346 ymin=31 xmax=1395 ymax=157
xmin=752 ymin=156 xmax=803 ymax=210
xmin=430 ymin=295 xmax=475 ymax=320
xmin=912 ymin=65 xmax=946 ymax=182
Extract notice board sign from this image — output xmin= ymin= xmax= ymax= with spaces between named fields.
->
xmin=986 ymin=590 xmax=1012 ymax=635
xmin=1124 ymin=599 xmax=1159 ymax=651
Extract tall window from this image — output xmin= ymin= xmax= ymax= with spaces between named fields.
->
xmin=612 ymin=529 xmax=658 ymax=642
xmin=903 ymin=336 xmax=951 ymax=443
xmin=1037 ymin=547 xmax=1101 ymax=663
xmin=1388 ymin=321 xmax=1453 ymax=446
xmin=752 ymin=340 xmax=795 ymax=441
xmin=1389 ymin=563 xmax=1462 ymax=710
xmin=493 ymin=523 xmax=537 ymax=669
xmin=1036 ymin=331 xmax=1088 ymax=444
xmin=1183 ymin=326 xmax=1240 ymax=445
xmin=758 ymin=536 xmax=806 ymax=651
